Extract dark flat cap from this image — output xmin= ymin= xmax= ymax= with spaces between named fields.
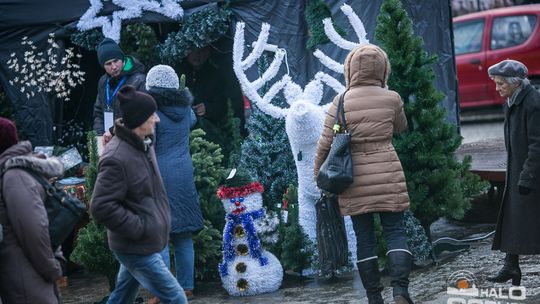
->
xmin=488 ymin=59 xmax=528 ymax=78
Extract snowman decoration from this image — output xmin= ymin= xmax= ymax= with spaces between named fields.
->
xmin=217 ymin=169 xmax=283 ymax=296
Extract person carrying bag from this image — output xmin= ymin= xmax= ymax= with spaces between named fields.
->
xmin=314 ymin=44 xmax=413 ymax=304
xmin=316 ymin=92 xmax=353 ymax=194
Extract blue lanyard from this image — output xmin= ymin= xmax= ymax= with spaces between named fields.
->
xmin=106 ymin=76 xmax=126 ymax=109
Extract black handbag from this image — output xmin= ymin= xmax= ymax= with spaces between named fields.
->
xmin=24 ymin=169 xmax=87 ymax=249
xmin=315 ymin=192 xmax=349 ymax=276
xmin=317 ymin=93 xmax=353 ymax=194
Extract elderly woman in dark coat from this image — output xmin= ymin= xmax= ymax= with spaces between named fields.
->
xmin=0 ymin=118 xmax=64 ymax=303
xmin=487 ymin=59 xmax=540 ymax=286
xmin=146 ymin=65 xmax=204 ymax=300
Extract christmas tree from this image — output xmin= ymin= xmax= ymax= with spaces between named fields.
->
xmin=189 ymin=128 xmax=225 ymax=280
xmin=239 ymin=55 xmax=297 ymax=210
xmin=278 ymin=185 xmax=314 ymax=274
xmin=374 ymin=0 xmax=487 ymax=237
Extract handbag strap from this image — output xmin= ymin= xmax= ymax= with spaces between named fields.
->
xmin=333 ymin=92 xmax=347 ymax=133
xmin=21 ymin=168 xmax=56 ymax=197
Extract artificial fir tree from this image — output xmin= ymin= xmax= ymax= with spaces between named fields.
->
xmin=278 ymin=185 xmax=314 ymax=274
xmin=304 ymin=0 xmax=346 ymax=49
xmin=71 ymin=131 xmax=119 ymax=292
xmin=239 ymin=55 xmax=297 ymax=211
xmin=120 ymin=23 xmax=160 ymax=68
xmin=374 ymin=0 xmax=487 ymax=238
xmin=189 ymin=128 xmax=225 ymax=280
xmin=222 ymin=99 xmax=243 ymax=168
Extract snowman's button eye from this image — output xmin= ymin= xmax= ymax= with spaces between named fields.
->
xmin=230 ymin=198 xmax=235 ymax=203
xmin=239 ymin=197 xmax=244 ymax=202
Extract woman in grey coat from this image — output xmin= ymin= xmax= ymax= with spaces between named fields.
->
xmin=146 ymin=65 xmax=204 ymax=300
xmin=487 ymin=59 xmax=540 ymax=286
xmin=0 ymin=118 xmax=64 ymax=304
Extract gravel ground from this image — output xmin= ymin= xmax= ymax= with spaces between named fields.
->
xmin=60 ymin=216 xmax=540 ymax=304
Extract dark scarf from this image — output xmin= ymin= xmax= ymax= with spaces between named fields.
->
xmin=114 ymin=119 xmax=153 ymax=151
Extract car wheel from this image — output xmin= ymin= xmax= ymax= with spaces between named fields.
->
xmin=532 ymin=78 xmax=540 ymax=93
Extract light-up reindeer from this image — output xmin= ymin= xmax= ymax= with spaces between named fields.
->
xmin=232 ymin=4 xmax=370 ymax=268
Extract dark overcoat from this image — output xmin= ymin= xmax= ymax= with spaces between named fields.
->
xmin=492 ymin=84 xmax=540 ymax=254
xmin=150 ymin=87 xmax=204 ymax=234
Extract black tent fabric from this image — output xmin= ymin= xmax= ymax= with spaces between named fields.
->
xmin=230 ymin=0 xmax=458 ymax=124
xmin=0 ymin=0 xmax=457 ymax=145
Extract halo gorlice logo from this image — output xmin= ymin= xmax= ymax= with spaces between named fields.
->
xmin=446 ymin=270 xmax=526 ymax=304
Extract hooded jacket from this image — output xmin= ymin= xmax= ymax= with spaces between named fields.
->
xmin=314 ymin=44 xmax=410 ymax=216
xmin=90 ymin=120 xmax=171 ymax=255
xmin=0 ymin=141 xmax=64 ymax=304
xmin=93 ymin=56 xmax=146 ymax=135
xmin=150 ymin=87 xmax=203 ymax=234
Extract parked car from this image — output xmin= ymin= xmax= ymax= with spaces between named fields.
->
xmin=453 ymin=4 xmax=540 ymax=109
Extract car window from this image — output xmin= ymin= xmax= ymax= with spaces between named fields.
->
xmin=454 ymin=19 xmax=485 ymax=55
xmin=491 ymin=15 xmax=537 ymax=50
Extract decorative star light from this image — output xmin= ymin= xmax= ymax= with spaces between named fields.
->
xmin=77 ymin=0 xmax=184 ymax=42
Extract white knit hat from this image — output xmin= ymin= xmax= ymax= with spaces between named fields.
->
xmin=146 ymin=64 xmax=179 ymax=90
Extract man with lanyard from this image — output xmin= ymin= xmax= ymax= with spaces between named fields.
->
xmin=93 ymin=38 xmax=146 ymax=145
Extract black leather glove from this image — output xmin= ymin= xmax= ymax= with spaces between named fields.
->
xmin=518 ymin=185 xmax=532 ymax=195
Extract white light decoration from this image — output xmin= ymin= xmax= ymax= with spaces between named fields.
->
xmin=232 ymin=4 xmax=370 ymax=269
xmin=77 ymin=0 xmax=184 ymax=42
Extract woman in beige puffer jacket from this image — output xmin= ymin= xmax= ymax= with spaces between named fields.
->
xmin=314 ymin=44 xmax=413 ymax=304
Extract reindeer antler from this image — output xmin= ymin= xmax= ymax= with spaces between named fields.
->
xmin=313 ymin=4 xmax=370 ymax=75
xmin=233 ymin=4 xmax=369 ymax=117
xmin=233 ymin=22 xmax=290 ymax=118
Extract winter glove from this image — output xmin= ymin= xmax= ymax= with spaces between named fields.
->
xmin=518 ymin=185 xmax=532 ymax=195
xmin=54 ymin=246 xmax=67 ymax=276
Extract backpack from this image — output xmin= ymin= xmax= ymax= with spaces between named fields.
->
xmin=21 ymin=169 xmax=87 ymax=249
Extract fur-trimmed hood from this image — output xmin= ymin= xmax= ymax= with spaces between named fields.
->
xmin=148 ymin=87 xmax=193 ymax=122
xmin=148 ymin=87 xmax=193 ymax=107
xmin=0 ymin=141 xmax=64 ymax=179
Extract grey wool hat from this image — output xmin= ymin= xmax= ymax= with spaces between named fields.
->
xmin=488 ymin=59 xmax=528 ymax=78
xmin=146 ymin=65 xmax=179 ymax=90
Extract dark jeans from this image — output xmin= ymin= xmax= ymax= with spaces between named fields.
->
xmin=351 ymin=211 xmax=409 ymax=261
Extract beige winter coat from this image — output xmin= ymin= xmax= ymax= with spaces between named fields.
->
xmin=314 ymin=44 xmax=410 ymax=216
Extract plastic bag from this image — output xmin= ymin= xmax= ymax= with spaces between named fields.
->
xmin=315 ymin=192 xmax=349 ymax=276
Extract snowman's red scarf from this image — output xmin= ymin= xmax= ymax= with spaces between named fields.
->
xmin=216 ymin=182 xmax=264 ymax=199
xmin=219 ymin=208 xmax=268 ymax=277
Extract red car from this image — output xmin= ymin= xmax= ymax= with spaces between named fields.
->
xmin=453 ymin=4 xmax=540 ymax=109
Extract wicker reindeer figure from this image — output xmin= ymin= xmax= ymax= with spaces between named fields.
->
xmin=232 ymin=4 xmax=370 ymax=268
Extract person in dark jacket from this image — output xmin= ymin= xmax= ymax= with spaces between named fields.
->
xmin=0 ymin=118 xmax=65 ymax=304
xmin=90 ymin=86 xmax=187 ymax=304
xmin=92 ymin=38 xmax=146 ymax=145
xmin=487 ymin=59 xmax=540 ymax=286
xmin=146 ymin=65 xmax=204 ymax=301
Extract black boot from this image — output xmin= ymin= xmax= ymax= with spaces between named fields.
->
xmin=357 ymin=258 xmax=384 ymax=304
xmin=387 ymin=250 xmax=414 ymax=304
xmin=486 ymin=254 xmax=521 ymax=286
